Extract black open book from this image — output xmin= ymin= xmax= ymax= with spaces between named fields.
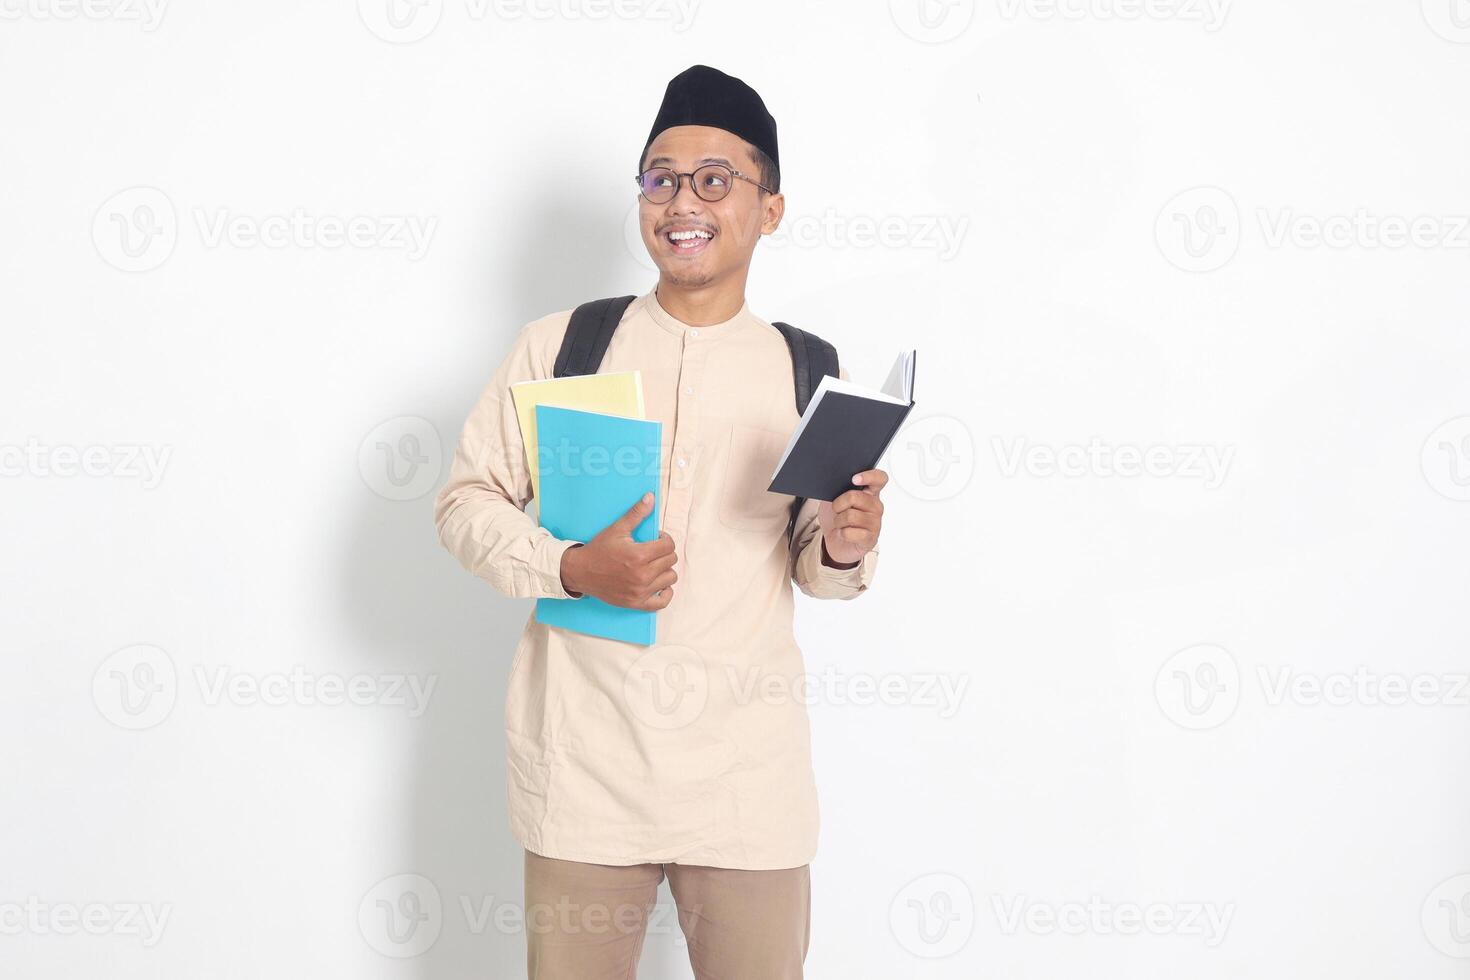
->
xmin=768 ymin=350 xmax=916 ymax=501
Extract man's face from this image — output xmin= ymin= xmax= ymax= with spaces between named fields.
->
xmin=637 ymin=125 xmax=783 ymax=289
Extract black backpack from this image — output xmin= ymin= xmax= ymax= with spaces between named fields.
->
xmin=552 ymin=295 xmax=839 ymax=545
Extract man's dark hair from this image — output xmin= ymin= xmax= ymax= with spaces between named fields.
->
xmin=747 ymin=142 xmax=780 ymax=195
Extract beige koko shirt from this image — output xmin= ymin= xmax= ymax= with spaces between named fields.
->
xmin=434 ymin=285 xmax=879 ymax=871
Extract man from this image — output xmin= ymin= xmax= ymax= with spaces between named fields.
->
xmin=433 ymin=64 xmax=885 ymax=980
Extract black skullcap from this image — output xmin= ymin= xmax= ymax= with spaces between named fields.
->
xmin=641 ymin=65 xmax=779 ymax=173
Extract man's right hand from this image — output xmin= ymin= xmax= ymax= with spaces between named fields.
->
xmin=558 ymin=492 xmax=677 ymax=610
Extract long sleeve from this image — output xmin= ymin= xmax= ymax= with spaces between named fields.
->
xmin=433 ymin=317 xmax=579 ymax=600
xmin=787 ymin=366 xmax=880 ymax=600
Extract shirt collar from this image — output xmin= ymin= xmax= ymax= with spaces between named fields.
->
xmin=640 ymin=282 xmax=752 ymax=339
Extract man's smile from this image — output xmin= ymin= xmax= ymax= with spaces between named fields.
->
xmin=661 ymin=223 xmax=716 ymax=254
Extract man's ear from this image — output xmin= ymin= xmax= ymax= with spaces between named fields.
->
xmin=760 ymin=192 xmax=785 ymax=236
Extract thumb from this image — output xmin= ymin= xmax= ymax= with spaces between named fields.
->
xmin=610 ymin=491 xmax=655 ymax=536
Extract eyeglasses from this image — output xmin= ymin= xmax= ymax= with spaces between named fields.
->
xmin=634 ymin=164 xmax=773 ymax=205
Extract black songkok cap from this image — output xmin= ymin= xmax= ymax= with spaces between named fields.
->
xmin=642 ymin=65 xmax=779 ymax=173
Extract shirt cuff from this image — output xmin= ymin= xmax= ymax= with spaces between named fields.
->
xmin=535 ymin=535 xmax=583 ymax=600
xmin=796 ymin=536 xmax=879 ymax=597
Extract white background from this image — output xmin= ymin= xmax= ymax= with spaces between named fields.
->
xmin=3 ymin=0 xmax=1470 ymax=977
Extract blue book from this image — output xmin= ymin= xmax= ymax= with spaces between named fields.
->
xmin=533 ymin=404 xmax=662 ymax=645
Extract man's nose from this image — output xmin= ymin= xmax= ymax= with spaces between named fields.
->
xmin=668 ymin=175 xmax=706 ymax=211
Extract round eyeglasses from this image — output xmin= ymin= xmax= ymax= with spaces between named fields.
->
xmin=635 ymin=164 xmax=773 ymax=205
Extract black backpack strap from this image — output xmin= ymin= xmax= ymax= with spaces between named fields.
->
xmin=772 ymin=322 xmax=840 ymax=545
xmin=554 ymin=295 xmax=637 ymax=378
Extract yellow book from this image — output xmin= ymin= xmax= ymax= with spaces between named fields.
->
xmin=510 ymin=371 xmax=645 ymax=501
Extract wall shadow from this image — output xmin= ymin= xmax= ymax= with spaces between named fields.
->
xmin=339 ymin=177 xmax=690 ymax=978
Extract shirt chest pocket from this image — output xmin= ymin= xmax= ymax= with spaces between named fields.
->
xmin=718 ymin=422 xmax=794 ymax=534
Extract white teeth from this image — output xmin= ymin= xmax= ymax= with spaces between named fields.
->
xmin=668 ymin=229 xmax=713 ymax=241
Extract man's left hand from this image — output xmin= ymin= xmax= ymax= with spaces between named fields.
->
xmin=818 ymin=468 xmax=887 ymax=568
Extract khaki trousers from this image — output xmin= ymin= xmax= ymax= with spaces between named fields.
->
xmin=523 ymin=849 xmax=811 ymax=980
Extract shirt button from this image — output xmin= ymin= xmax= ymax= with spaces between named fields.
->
xmin=684 ymin=386 xmax=693 ymax=395
xmin=690 ymin=329 xmax=700 ymax=338
xmin=676 ymin=458 xmax=686 ymax=468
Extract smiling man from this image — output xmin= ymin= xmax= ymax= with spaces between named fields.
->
xmin=434 ymin=64 xmax=885 ymax=980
